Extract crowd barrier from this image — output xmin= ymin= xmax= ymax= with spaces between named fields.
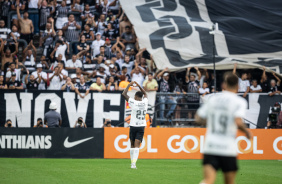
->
xmin=0 ymin=128 xmax=281 ymax=159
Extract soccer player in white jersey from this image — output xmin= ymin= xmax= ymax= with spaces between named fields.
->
xmin=122 ymin=81 xmax=148 ymax=169
xmin=195 ymin=72 xmax=252 ymax=184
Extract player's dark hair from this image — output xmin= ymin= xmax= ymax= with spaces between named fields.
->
xmin=224 ymin=72 xmax=238 ymax=88
xmin=135 ymin=91 xmax=143 ymax=98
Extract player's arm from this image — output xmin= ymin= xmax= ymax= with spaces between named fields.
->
xmin=235 ymin=117 xmax=252 ymax=139
xmin=122 ymin=81 xmax=134 ymax=101
xmin=134 ymin=81 xmax=148 ymax=98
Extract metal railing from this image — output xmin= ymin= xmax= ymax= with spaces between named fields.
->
xmin=153 ymin=92 xmax=202 ymax=127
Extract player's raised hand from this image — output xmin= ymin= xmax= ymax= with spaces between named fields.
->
xmin=246 ymin=130 xmax=253 ymax=140
xmin=129 ymin=81 xmax=135 ymax=86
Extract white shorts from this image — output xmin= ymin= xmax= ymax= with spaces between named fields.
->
xmin=56 ymin=17 xmax=68 ymax=29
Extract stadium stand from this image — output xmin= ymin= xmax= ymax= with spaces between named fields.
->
xmin=0 ymin=0 xmax=281 ymax=127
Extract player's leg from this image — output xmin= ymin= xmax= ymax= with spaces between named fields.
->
xmin=131 ymin=127 xmax=144 ymax=169
xmin=221 ymin=156 xmax=238 ymax=184
xmin=129 ymin=127 xmax=136 ymax=165
xmin=201 ymin=154 xmax=219 ymax=184
xmin=200 ymin=164 xmax=217 ymax=184
xmin=223 ymin=171 xmax=237 ymax=184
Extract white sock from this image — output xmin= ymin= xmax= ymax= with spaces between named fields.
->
xmin=130 ymin=148 xmax=134 ymax=164
xmin=132 ymin=148 xmax=139 ymax=164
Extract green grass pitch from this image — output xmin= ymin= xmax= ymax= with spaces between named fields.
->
xmin=0 ymin=158 xmax=281 ymax=184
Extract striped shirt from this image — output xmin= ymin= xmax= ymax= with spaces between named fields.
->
xmin=83 ymin=61 xmax=96 ymax=73
xmin=94 ymin=71 xmax=107 ymax=84
xmin=0 ymin=27 xmax=11 ymax=40
xmin=42 ymin=29 xmax=54 ymax=46
xmin=24 ymin=55 xmax=36 ymax=71
xmin=39 ymin=6 xmax=52 ymax=27
xmin=56 ymin=6 xmax=69 ymax=18
xmin=63 ymin=21 xmax=80 ymax=42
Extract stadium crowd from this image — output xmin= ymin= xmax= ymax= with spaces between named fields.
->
xmin=0 ymin=0 xmax=282 ymax=127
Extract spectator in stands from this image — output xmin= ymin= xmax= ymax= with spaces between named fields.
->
xmin=33 ymin=118 xmax=48 ymax=128
xmin=39 ymin=0 xmax=55 ymax=35
xmin=62 ymin=14 xmax=81 ymax=54
xmin=66 ymin=54 xmax=82 ymax=70
xmin=4 ymin=119 xmax=14 ymax=128
xmin=53 ymin=30 xmax=65 ymax=43
xmin=51 ymin=40 xmax=69 ymax=63
xmin=121 ymin=26 xmax=135 ymax=50
xmin=91 ymin=32 xmax=105 ymax=58
xmin=17 ymin=6 xmax=34 ymax=43
xmin=73 ymin=117 xmax=87 ymax=128
xmin=55 ymin=0 xmax=70 ymax=30
xmin=1 ymin=1 xmax=10 ymax=25
xmin=0 ymin=39 xmax=18 ymax=71
xmin=104 ymin=38 xmax=113 ymax=58
xmin=185 ymin=67 xmax=201 ymax=118
xmin=118 ymin=75 xmax=131 ymax=91
xmin=122 ymin=55 xmax=134 ymax=75
xmin=48 ymin=66 xmax=63 ymax=90
xmin=80 ymin=24 xmax=95 ymax=41
xmin=27 ymin=0 xmax=39 ymax=35
xmin=106 ymin=76 xmax=118 ymax=91
xmin=5 ymin=62 xmax=21 ymax=82
xmin=119 ymin=13 xmax=131 ymax=35
xmin=77 ymin=35 xmax=90 ymax=52
xmin=71 ymin=0 xmax=83 ymax=13
xmin=83 ymin=56 xmax=96 ymax=74
xmin=157 ymin=68 xmax=177 ymax=119
xmin=198 ymin=81 xmax=210 ymax=96
xmin=0 ymin=20 xmax=16 ymax=41
xmin=90 ymin=77 xmax=106 ymax=92
xmin=130 ymin=64 xmax=144 ymax=86
xmin=81 ymin=4 xmax=94 ymax=27
xmin=103 ymin=22 xmax=118 ymax=40
xmin=260 ymin=66 xmax=269 ymax=92
xmin=117 ymin=66 xmax=130 ymax=81
xmin=38 ymin=55 xmax=49 ymax=70
xmin=31 ymin=64 xmax=48 ymax=90
xmin=57 ymin=61 xmax=68 ymax=84
xmin=61 ymin=76 xmax=75 ymax=91
xmin=11 ymin=0 xmax=25 ymax=31
xmin=107 ymin=64 xmax=118 ymax=80
xmin=75 ymin=76 xmax=90 ymax=98
xmin=143 ymin=73 xmax=158 ymax=91
xmin=156 ymin=68 xmax=177 ymax=120
xmin=44 ymin=102 xmax=62 ymax=128
xmin=23 ymin=41 xmax=37 ymax=72
xmin=40 ymin=20 xmax=56 ymax=57
xmin=72 ymin=68 xmax=83 ymax=83
xmin=8 ymin=25 xmax=21 ymax=53
xmin=25 ymin=69 xmax=41 ymax=89
xmin=268 ymin=79 xmax=281 ymax=96
xmin=233 ymin=63 xmax=250 ymax=97
xmin=89 ymin=64 xmax=107 ymax=83
xmin=7 ymin=72 xmax=23 ymax=89
xmin=0 ymin=75 xmax=7 ymax=89
xmin=96 ymin=14 xmax=107 ymax=35
xmin=250 ymin=79 xmax=262 ymax=93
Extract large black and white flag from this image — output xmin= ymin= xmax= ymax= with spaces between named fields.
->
xmin=120 ymin=0 xmax=282 ymax=73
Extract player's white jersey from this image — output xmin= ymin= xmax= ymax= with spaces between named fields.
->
xmin=197 ymin=91 xmax=247 ymax=156
xmin=128 ymin=97 xmax=148 ymax=127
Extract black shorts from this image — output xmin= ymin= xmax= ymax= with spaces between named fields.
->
xmin=129 ymin=126 xmax=145 ymax=142
xmin=203 ymin=154 xmax=238 ymax=172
